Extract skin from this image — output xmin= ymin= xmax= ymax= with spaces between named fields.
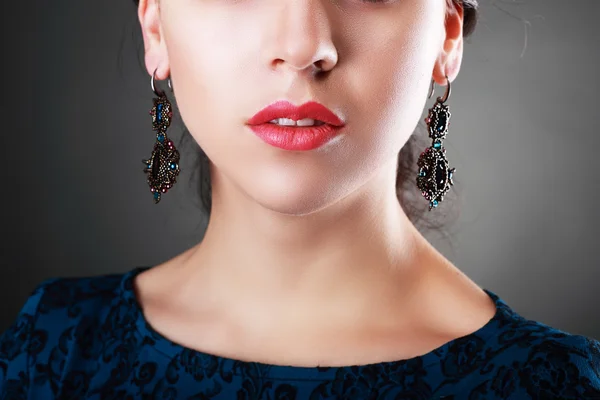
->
xmin=135 ymin=0 xmax=496 ymax=367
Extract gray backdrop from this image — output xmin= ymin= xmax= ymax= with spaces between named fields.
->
xmin=2 ymin=0 xmax=599 ymax=340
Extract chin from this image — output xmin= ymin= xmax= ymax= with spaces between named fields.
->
xmin=243 ymin=172 xmax=347 ymax=217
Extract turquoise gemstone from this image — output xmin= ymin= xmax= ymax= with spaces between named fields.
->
xmin=153 ymin=191 xmax=160 ymax=200
xmin=419 ymin=171 xmax=426 ymax=177
xmin=157 ymin=133 xmax=165 ymax=143
xmin=432 ymin=200 xmax=438 ymax=207
xmin=169 ymin=162 xmax=177 ymax=170
xmin=433 ymin=142 xmax=441 ymax=149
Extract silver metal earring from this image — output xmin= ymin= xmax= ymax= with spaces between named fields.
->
xmin=416 ymin=75 xmax=456 ymax=211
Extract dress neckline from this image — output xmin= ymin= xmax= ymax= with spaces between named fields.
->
xmin=120 ymin=265 xmax=517 ymax=381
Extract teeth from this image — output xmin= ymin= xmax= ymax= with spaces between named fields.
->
xmin=268 ymin=118 xmax=325 ymax=127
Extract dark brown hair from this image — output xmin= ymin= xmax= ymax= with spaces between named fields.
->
xmin=132 ymin=0 xmax=479 ymax=239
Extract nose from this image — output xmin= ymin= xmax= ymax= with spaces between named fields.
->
xmin=264 ymin=0 xmax=338 ymax=76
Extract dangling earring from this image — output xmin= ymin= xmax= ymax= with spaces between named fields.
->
xmin=416 ymin=74 xmax=456 ymax=211
xmin=142 ymin=68 xmax=181 ymax=204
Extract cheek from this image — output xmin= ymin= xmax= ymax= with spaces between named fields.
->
xmin=161 ymin=10 xmax=256 ymax=153
xmin=343 ymin=9 xmax=444 ymax=162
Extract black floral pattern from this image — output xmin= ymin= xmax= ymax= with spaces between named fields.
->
xmin=0 ymin=266 xmax=598 ymax=399
xmin=489 ymin=364 xmax=518 ymax=398
xmin=519 ymin=340 xmax=584 ymax=399
xmin=441 ymin=335 xmax=487 ymax=378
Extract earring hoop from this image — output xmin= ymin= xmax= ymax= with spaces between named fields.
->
xmin=151 ymin=67 xmax=173 ymax=97
xmin=428 ymin=75 xmax=451 ymax=103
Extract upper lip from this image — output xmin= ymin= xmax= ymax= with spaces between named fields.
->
xmin=247 ymin=100 xmax=345 ymax=127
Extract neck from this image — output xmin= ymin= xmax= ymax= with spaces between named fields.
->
xmin=176 ymin=158 xmax=444 ymax=331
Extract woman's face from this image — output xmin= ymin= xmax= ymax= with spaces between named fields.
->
xmin=141 ymin=0 xmax=463 ymax=215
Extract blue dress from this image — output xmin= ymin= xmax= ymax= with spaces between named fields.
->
xmin=1 ymin=266 xmax=599 ymax=399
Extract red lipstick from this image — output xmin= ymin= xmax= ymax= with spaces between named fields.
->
xmin=246 ymin=100 xmax=345 ymax=151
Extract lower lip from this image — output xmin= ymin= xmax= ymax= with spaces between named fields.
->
xmin=247 ymin=123 xmax=344 ymax=151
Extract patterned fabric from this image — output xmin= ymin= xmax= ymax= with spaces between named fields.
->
xmin=0 ymin=266 xmax=599 ymax=399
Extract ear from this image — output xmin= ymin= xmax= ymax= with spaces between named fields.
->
xmin=137 ymin=0 xmax=170 ymax=80
xmin=432 ymin=2 xmax=464 ymax=85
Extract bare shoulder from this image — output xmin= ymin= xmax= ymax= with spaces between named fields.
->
xmin=133 ymin=246 xmax=197 ymax=311
xmin=420 ymin=261 xmax=496 ymax=324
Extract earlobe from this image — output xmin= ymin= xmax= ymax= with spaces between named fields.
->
xmin=138 ymin=0 xmax=169 ymax=79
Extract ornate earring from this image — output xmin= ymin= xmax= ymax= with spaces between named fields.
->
xmin=142 ymin=68 xmax=181 ymax=204
xmin=416 ymin=75 xmax=456 ymax=211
